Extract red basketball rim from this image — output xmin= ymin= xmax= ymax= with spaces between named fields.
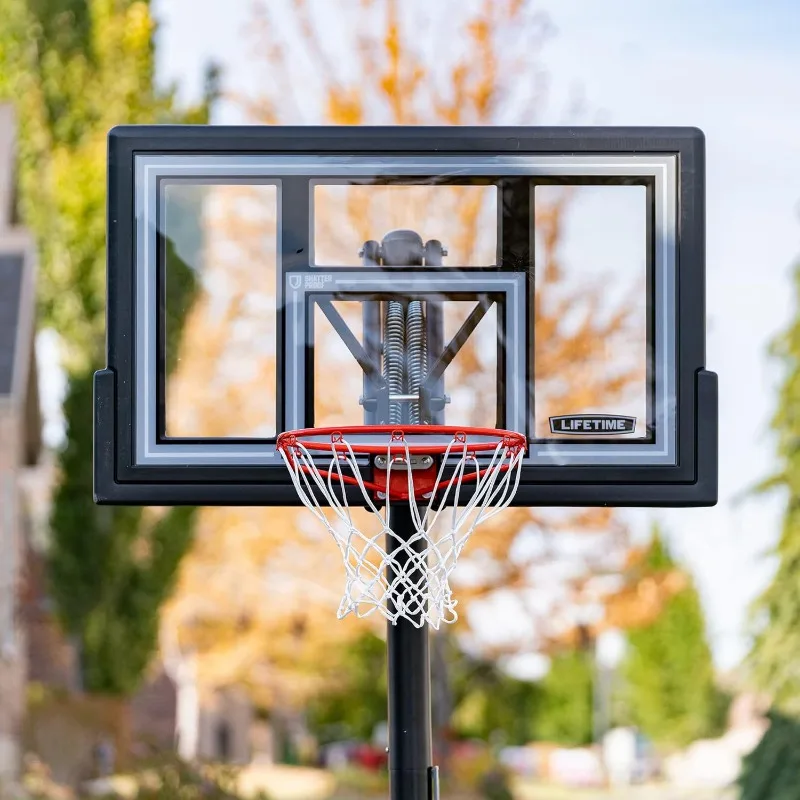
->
xmin=276 ymin=425 xmax=528 ymax=456
xmin=276 ymin=426 xmax=527 ymax=500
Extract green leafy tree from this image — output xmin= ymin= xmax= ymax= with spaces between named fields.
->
xmin=0 ymin=0 xmax=217 ymax=694
xmin=307 ymin=632 xmax=388 ymax=744
xmin=308 ymin=632 xmax=544 ymax=747
xmin=737 ymin=264 xmax=800 ymax=795
xmin=621 ymin=527 xmax=720 ymax=748
xmin=449 ymin=652 xmax=542 ymax=746
xmin=533 ymin=649 xmax=594 ymax=746
xmin=749 ymin=265 xmax=800 ymax=712
xmin=738 ymin=711 xmax=800 ymax=800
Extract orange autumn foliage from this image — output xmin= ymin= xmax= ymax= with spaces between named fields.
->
xmin=162 ymin=0 xmax=645 ymax=701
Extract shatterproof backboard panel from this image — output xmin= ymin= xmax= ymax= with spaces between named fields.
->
xmin=95 ymin=126 xmax=717 ymax=506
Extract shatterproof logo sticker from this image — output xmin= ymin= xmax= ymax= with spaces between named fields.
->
xmin=549 ymin=414 xmax=637 ymax=435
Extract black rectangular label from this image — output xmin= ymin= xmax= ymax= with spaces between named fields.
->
xmin=549 ymin=414 xmax=637 ymax=435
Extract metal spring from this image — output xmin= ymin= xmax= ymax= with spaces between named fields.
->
xmin=383 ymin=301 xmax=406 ymax=425
xmin=406 ymin=300 xmax=427 ymax=424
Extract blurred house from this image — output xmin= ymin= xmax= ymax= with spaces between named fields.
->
xmin=132 ymin=676 xmax=253 ymax=763
xmin=23 ymin=570 xmax=256 ymax=772
xmin=197 ymin=686 xmax=254 ymax=763
xmin=21 ymin=541 xmax=79 ymax=693
xmin=0 ymin=105 xmax=254 ymax=784
xmin=0 ymin=103 xmax=42 ymax=787
xmin=23 ymin=596 xmax=255 ymax=771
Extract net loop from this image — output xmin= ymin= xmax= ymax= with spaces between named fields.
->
xmin=277 ymin=425 xmax=526 ymax=629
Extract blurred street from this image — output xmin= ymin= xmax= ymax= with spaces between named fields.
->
xmin=513 ymin=784 xmax=734 ymax=800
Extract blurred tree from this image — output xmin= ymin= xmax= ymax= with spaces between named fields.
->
xmin=249 ymin=0 xmax=640 ymax=640
xmin=0 ymin=0 xmax=217 ymax=694
xmin=748 ymin=265 xmax=800 ymax=713
xmin=449 ymin=651 xmax=542 ymax=746
xmin=307 ymin=632 xmax=387 ymax=743
xmin=532 ymin=648 xmax=594 ymax=746
xmin=738 ymin=711 xmax=800 ymax=800
xmin=621 ymin=526 xmax=720 ymax=748
xmin=307 ymin=631 xmax=543 ymax=747
xmin=737 ymin=262 xmax=800 ymax=795
xmin=167 ymin=0 xmax=643 ymax=722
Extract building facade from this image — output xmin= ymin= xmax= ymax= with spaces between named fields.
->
xmin=0 ymin=103 xmax=41 ymax=788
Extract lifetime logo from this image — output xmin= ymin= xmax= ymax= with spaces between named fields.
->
xmin=549 ymin=414 xmax=637 ymax=435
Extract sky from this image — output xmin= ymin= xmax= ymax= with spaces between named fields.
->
xmin=137 ymin=0 xmax=800 ymax=671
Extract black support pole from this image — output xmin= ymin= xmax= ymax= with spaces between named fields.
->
xmin=387 ymin=504 xmax=433 ymax=800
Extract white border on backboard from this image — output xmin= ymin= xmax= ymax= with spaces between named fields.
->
xmin=133 ymin=155 xmax=676 ymax=467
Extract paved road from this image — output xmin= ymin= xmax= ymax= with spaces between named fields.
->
xmin=513 ymin=783 xmax=735 ymax=800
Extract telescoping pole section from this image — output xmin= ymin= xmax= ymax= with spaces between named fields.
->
xmin=387 ymin=504 xmax=436 ymax=800
xmin=376 ymin=229 xmax=441 ymax=799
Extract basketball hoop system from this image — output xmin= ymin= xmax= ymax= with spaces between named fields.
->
xmin=97 ymin=127 xmax=715 ymax=800
xmin=277 ymin=425 xmax=526 ymax=628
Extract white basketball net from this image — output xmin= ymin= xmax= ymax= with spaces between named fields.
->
xmin=279 ymin=431 xmax=525 ymax=628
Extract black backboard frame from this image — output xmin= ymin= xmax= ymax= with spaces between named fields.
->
xmin=95 ymin=125 xmax=716 ymax=506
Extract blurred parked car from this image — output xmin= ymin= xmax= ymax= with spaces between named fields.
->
xmin=549 ymin=747 xmax=605 ymax=788
xmin=498 ymin=745 xmax=538 ymax=778
xmin=319 ymin=739 xmax=387 ymax=772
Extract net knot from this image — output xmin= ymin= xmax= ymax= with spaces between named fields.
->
xmin=504 ymin=433 xmax=526 ymax=454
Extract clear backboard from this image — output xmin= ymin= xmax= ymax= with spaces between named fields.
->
xmin=94 ymin=126 xmax=717 ymax=506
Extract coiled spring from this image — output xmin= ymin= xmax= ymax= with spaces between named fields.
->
xmin=383 ymin=301 xmax=406 ymax=425
xmin=406 ymin=301 xmax=427 ymax=424
xmin=382 ymin=300 xmax=428 ymax=424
